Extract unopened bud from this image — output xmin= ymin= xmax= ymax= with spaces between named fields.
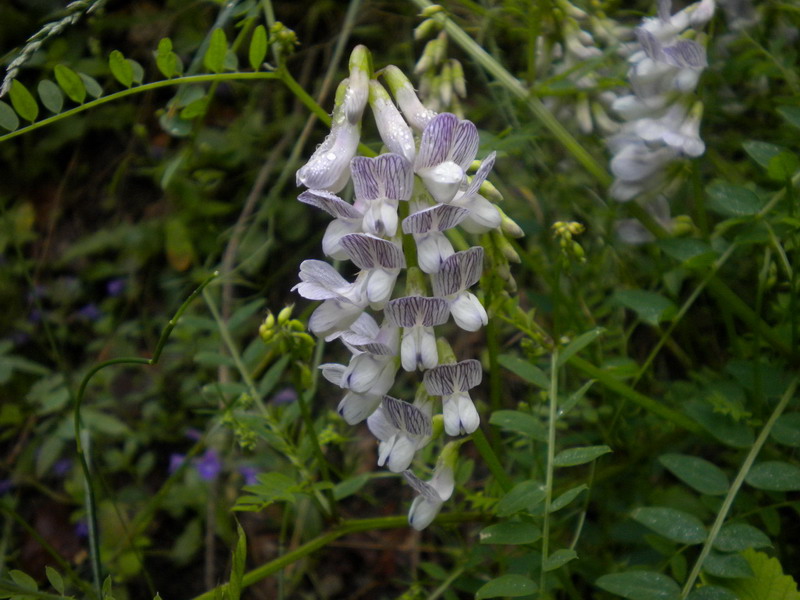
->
xmin=420 ymin=4 xmax=445 ymax=18
xmin=435 ymin=337 xmax=457 ymax=365
xmin=405 ymin=266 xmax=428 ymax=296
xmin=450 ymin=59 xmax=466 ymax=97
xmin=498 ymin=206 xmax=525 ymax=238
xmin=492 ymin=230 xmax=521 ymax=263
xmin=278 ymin=305 xmax=294 ymax=325
xmin=414 ymin=18 xmax=438 ymax=40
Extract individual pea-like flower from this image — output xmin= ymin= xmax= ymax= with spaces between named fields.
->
xmin=367 ymin=395 xmax=432 ymax=472
xmin=351 ymin=153 xmax=413 ymax=238
xmin=339 ymin=233 xmax=405 ymax=308
xmin=292 ymin=260 xmax=368 ymax=340
xmin=403 ymin=462 xmax=454 ymax=530
xmin=414 ymin=113 xmax=479 ymax=204
xmin=296 ymin=47 xmax=370 ymax=192
xmin=385 ymin=295 xmax=450 ymax=371
xmin=423 ymin=359 xmax=482 ymax=436
xmin=402 ymin=203 xmax=468 ymax=274
xmin=432 ymin=247 xmax=488 ymax=331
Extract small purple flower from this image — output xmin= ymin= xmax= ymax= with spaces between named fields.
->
xmin=195 ymin=449 xmax=222 ymax=481
xmin=28 ymin=308 xmax=43 ymax=324
xmin=169 ymin=453 xmax=186 ymax=474
xmin=75 ymin=520 xmax=89 ymax=538
xmin=77 ymin=303 xmax=102 ymax=321
xmin=0 ymin=479 xmax=12 ymax=495
xmin=271 ymin=387 xmax=298 ymax=405
xmin=239 ymin=466 xmax=258 ymax=486
xmin=52 ymin=459 xmax=72 ymax=477
xmin=106 ymin=278 xmax=126 ymax=297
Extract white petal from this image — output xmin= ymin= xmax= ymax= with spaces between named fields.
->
xmin=337 ymin=392 xmax=381 ymax=424
xmin=296 ymin=120 xmax=360 ymax=193
xmin=418 ymin=161 xmax=464 ymax=204
xmin=365 ymin=269 xmax=398 ymax=307
xmin=308 ymin=300 xmax=363 ymax=340
xmin=449 ymin=292 xmax=488 ymax=332
xmin=322 ymin=219 xmax=362 ymax=259
xmin=452 ymin=193 xmax=502 ymax=233
xmin=442 ymin=397 xmax=462 ymax=436
xmin=319 ymin=363 xmax=346 ymax=386
xmin=407 ymin=496 xmax=443 ymax=530
xmin=367 ymin=407 xmax=396 ymax=442
xmin=362 ymin=198 xmax=399 ymax=237
xmin=415 ymin=232 xmax=455 ymax=274
xmin=386 ymin=436 xmax=417 ymax=472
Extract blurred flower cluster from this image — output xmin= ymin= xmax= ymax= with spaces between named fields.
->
xmin=609 ymin=0 xmax=715 ymax=238
xmin=292 ymin=46 xmax=520 ymax=529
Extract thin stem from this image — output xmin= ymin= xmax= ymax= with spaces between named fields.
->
xmin=470 ymin=428 xmax=513 ymax=492
xmin=71 ymin=272 xmax=218 ymax=598
xmin=189 ymin=512 xmax=482 ymax=600
xmin=680 ymin=376 xmax=800 ymax=598
xmin=540 ymin=349 xmax=559 ymax=596
xmin=0 ymin=73 xmax=280 ymax=144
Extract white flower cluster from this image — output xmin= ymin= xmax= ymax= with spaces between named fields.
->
xmin=609 ymin=0 xmax=715 ymax=203
xmin=293 ymin=46 xmax=505 ymax=529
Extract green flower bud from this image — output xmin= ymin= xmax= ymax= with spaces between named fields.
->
xmin=277 ymin=304 xmax=293 ymax=325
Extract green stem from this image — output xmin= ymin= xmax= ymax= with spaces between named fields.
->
xmin=680 ymin=376 xmax=800 ymax=598
xmin=470 ymin=428 xmax=513 ymax=492
xmin=540 ymin=350 xmax=559 ymax=596
xmin=189 ymin=512 xmax=482 ymax=600
xmin=0 ymin=73 xmax=280 ymax=144
xmin=72 ymin=272 xmax=218 ymax=598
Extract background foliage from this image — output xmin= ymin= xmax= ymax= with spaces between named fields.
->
xmin=1 ymin=0 xmax=800 ymax=599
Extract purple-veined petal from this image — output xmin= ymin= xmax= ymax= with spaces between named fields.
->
xmin=415 ymin=113 xmax=458 ymax=170
xmin=432 ymin=247 xmax=484 ymax=296
xmin=423 ymin=359 xmax=482 ymax=395
xmin=340 ymin=234 xmax=406 ymax=270
xmin=462 ymin=152 xmax=496 ymax=198
xmin=403 ymin=470 xmax=442 ymax=503
xmin=382 ymin=395 xmax=433 ymax=437
xmin=351 ymin=157 xmax=380 ymax=201
xmin=402 ymin=204 xmax=469 ymax=234
xmin=374 ymin=153 xmax=414 ymax=201
xmin=385 ymin=296 xmax=450 ymax=327
xmin=449 ymin=119 xmax=480 ymax=169
xmin=298 ymin=189 xmax=362 ymax=220
xmin=662 ymin=40 xmax=707 ymax=69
